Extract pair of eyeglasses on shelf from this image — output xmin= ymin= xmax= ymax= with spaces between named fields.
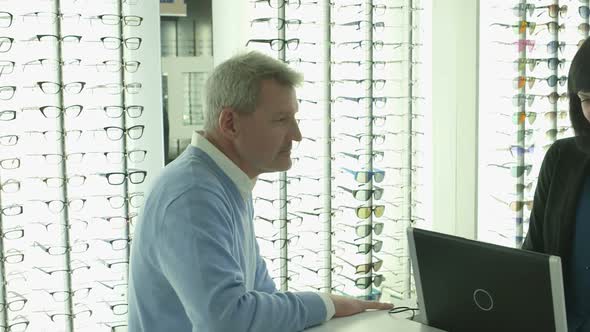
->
xmin=508 ymin=92 xmax=569 ymax=107
xmin=250 ymin=17 xmax=316 ymax=30
xmin=251 ymin=0 xmax=316 ymax=9
xmin=0 ymin=204 xmax=23 ymax=217
xmin=28 ymin=198 xmax=87 ymax=213
xmin=0 ymin=85 xmax=16 ymax=99
xmin=254 ymin=195 xmax=302 ymax=209
xmin=332 ymin=20 xmax=394 ymax=32
xmin=0 ymin=36 xmax=14 ymax=53
xmin=0 ymin=157 xmax=20 ymax=170
xmin=491 ymin=195 xmax=534 ymax=212
xmin=0 ymin=228 xmax=23 ymax=240
xmin=341 ymin=167 xmax=385 ymax=183
xmin=510 ymin=57 xmax=566 ymax=71
xmin=337 ymin=239 xmax=383 ymax=254
xmin=0 ymin=179 xmax=20 ymax=193
xmin=21 ymin=11 xmax=83 ymax=23
xmin=93 ymin=237 xmax=131 ymax=251
xmin=488 ymin=162 xmax=533 ymax=177
xmin=339 ymin=205 xmax=385 ymax=219
xmin=21 ymin=104 xmax=83 ymax=118
xmin=35 ymin=287 xmax=92 ymax=301
xmin=337 ymin=256 xmax=383 ymax=274
xmin=89 ymin=82 xmax=142 ymax=95
xmin=546 ymin=127 xmax=573 ymax=140
xmin=338 ymin=273 xmax=385 ymax=289
xmin=95 ymin=169 xmax=147 ymax=185
xmin=24 ymin=81 xmax=85 ymax=94
xmin=0 ymin=316 xmax=28 ymax=332
xmin=337 ymin=41 xmax=420 ymax=51
xmin=338 ymin=150 xmax=384 ymax=162
xmin=0 ymin=249 xmax=24 ymax=264
xmin=21 ymin=57 xmax=82 ymax=71
xmin=254 ymin=212 xmax=304 ymax=229
xmin=31 ymin=219 xmax=89 ymax=234
xmin=33 ymin=240 xmax=90 ymax=255
xmin=333 ymin=96 xmax=424 ymax=108
xmin=262 ymin=254 xmax=304 ymax=266
xmin=338 ymin=3 xmax=419 ymax=15
xmin=2 ymin=291 xmax=27 ymax=312
xmin=511 ymin=3 xmax=568 ymax=18
xmin=98 ymin=300 xmax=128 ymax=315
xmin=0 ymin=11 xmax=13 ymax=28
xmin=86 ymin=60 xmax=141 ymax=73
xmin=96 ymin=279 xmax=128 ymax=294
xmin=92 ymin=213 xmax=138 ymax=228
xmin=491 ymin=20 xmax=532 ymax=34
xmin=86 ymin=192 xmax=144 ymax=209
xmin=332 ymin=59 xmax=422 ymax=69
xmin=86 ymin=14 xmax=143 ymax=26
xmin=256 ymin=235 xmax=300 ymax=249
xmin=90 ymin=125 xmax=146 ymax=141
xmin=246 ymin=38 xmax=316 ymax=51
xmin=67 ymin=149 xmax=148 ymax=164
xmin=85 ymin=36 xmax=142 ymax=50
xmin=337 ymin=185 xmax=384 ymax=201
xmin=499 ymin=112 xmax=537 ymax=125
xmin=331 ymin=79 xmax=388 ymax=90
xmin=33 ymin=263 xmax=91 ymax=277
xmin=336 ymin=222 xmax=384 ymax=238
xmin=513 ymin=75 xmax=567 ymax=89
xmin=496 ymin=144 xmax=535 ymax=157
xmin=0 ymin=109 xmax=16 ymax=121
xmin=0 ymin=60 xmax=14 ymax=76
xmin=41 ymin=306 xmax=93 ymax=323
xmin=27 ymin=175 xmax=87 ymax=188
xmin=337 ymin=133 xmax=386 ymax=145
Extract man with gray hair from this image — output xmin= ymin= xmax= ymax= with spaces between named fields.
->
xmin=128 ymin=51 xmax=393 ymax=332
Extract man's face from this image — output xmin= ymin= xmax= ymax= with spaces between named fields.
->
xmin=234 ymin=79 xmax=302 ymax=178
xmin=579 ymin=91 xmax=590 ymax=124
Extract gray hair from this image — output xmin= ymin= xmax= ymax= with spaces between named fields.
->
xmin=203 ymin=51 xmax=304 ymax=132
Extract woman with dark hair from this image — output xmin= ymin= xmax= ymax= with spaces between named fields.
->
xmin=522 ymin=37 xmax=590 ymax=332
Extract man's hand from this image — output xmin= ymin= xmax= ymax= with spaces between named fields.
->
xmin=329 ymin=294 xmax=394 ymax=318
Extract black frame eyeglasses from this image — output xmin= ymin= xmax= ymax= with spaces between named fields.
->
xmin=93 ymin=125 xmax=145 ymax=141
xmin=0 ymin=12 xmax=13 ymax=28
xmin=97 ymin=36 xmax=142 ymax=50
xmin=26 ymin=81 xmax=85 ymax=94
xmin=88 ymin=14 xmax=143 ymax=26
xmin=0 ymin=60 xmax=15 ymax=77
xmin=0 ymin=85 xmax=16 ymax=100
xmin=97 ymin=169 xmax=147 ymax=185
xmin=246 ymin=38 xmax=315 ymax=51
xmin=0 ymin=36 xmax=14 ymax=53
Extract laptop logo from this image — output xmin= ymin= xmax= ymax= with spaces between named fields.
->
xmin=473 ymin=289 xmax=494 ymax=311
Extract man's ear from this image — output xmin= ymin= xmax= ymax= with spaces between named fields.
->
xmin=218 ymin=107 xmax=239 ymax=140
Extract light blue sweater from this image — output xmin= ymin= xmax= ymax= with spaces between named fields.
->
xmin=128 ymin=143 xmax=328 ymax=332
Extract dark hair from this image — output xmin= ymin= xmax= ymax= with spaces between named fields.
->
xmin=568 ymin=37 xmax=590 ymax=137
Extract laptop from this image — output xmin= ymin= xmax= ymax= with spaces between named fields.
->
xmin=407 ymin=227 xmax=568 ymax=332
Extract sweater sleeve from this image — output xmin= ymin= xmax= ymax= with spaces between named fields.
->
xmin=155 ymin=188 xmax=328 ymax=332
xmin=253 ymin=240 xmax=278 ymax=294
xmin=522 ymin=140 xmax=559 ymax=252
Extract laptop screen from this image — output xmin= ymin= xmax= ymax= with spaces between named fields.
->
xmin=408 ymin=227 xmax=567 ymax=332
